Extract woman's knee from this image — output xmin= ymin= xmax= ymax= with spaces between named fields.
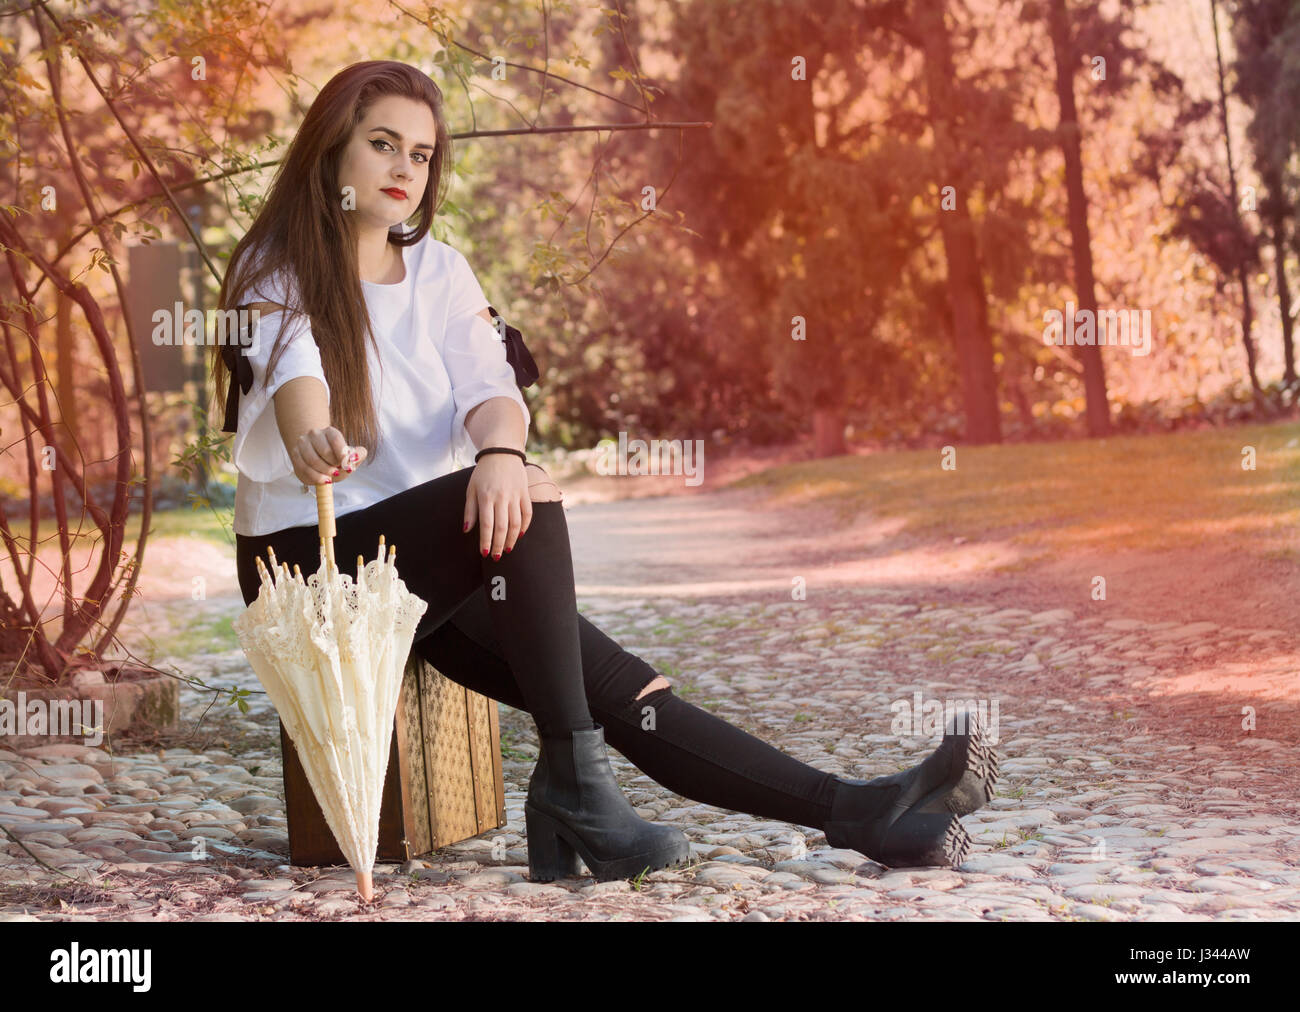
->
xmin=525 ymin=462 xmax=562 ymax=502
xmin=635 ymin=675 xmax=672 ymax=701
xmin=623 ymin=675 xmax=674 ymax=732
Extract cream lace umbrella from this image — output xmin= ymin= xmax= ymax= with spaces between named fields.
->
xmin=232 ymin=482 xmax=427 ymax=902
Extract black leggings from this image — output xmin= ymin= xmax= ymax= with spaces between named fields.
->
xmin=234 ymin=465 xmax=839 ymax=832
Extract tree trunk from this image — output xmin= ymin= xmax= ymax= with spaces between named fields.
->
xmin=56 ymin=292 xmax=79 ymax=471
xmin=1263 ymin=168 xmax=1296 ymax=385
xmin=1210 ymin=0 xmax=1264 ymax=400
xmin=813 ymin=406 xmax=847 ymax=458
xmin=1048 ymin=0 xmax=1111 ymax=437
xmin=1237 ymin=268 xmax=1262 ymax=395
xmin=1270 ymin=226 xmax=1295 ymax=386
xmin=915 ymin=0 xmax=1002 ymax=444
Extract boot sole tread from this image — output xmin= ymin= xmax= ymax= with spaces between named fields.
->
xmin=863 ymin=712 xmax=1001 ymax=819
xmin=940 ymin=713 xmax=1001 ymax=816
xmin=875 ymin=812 xmax=972 ymax=868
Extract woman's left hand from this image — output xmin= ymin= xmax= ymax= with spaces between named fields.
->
xmin=464 ymin=453 xmax=531 ymax=560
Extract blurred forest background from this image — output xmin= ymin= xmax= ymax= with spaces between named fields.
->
xmin=2 ymin=0 xmax=1299 ymax=507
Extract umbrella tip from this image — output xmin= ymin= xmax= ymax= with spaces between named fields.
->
xmin=357 ymin=870 xmax=374 ymax=903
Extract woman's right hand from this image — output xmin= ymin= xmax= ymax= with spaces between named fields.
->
xmin=290 ymin=426 xmax=367 ymax=485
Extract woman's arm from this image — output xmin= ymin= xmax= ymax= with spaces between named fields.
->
xmin=464 ymin=395 xmax=527 ymax=453
xmin=269 ymin=364 xmax=362 ymax=486
xmin=462 ymin=306 xmax=527 ymax=451
xmin=273 ymin=375 xmax=361 ymax=484
xmin=461 ymin=308 xmax=532 ymax=557
xmin=273 ymin=373 xmax=324 ymax=449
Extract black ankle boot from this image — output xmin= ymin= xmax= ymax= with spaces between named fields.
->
xmin=859 ymin=710 xmax=1000 ymax=817
xmin=822 ymin=711 xmax=998 ymax=868
xmin=823 ymin=781 xmax=972 ymax=868
xmin=525 ymin=723 xmax=690 ymax=882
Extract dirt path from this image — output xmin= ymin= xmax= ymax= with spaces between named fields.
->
xmin=558 ymin=461 xmax=1298 ymax=636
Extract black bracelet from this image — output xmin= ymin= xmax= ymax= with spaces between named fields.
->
xmin=474 ymin=446 xmax=528 ymax=465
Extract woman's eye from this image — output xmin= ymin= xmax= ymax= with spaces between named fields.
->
xmin=371 ymin=139 xmax=426 ymax=164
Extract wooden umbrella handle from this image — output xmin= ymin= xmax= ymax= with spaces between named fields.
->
xmin=315 ymin=481 xmax=336 ymax=571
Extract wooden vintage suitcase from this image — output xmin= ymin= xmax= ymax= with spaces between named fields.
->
xmin=279 ymin=652 xmax=507 ymax=866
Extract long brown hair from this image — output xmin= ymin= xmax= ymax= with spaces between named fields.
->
xmin=210 ymin=61 xmax=455 ymax=464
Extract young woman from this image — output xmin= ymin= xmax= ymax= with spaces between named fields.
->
xmin=212 ymin=60 xmax=999 ymax=884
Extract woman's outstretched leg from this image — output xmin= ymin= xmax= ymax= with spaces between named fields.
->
xmin=418 ymin=587 xmax=998 ymax=867
xmin=415 ymin=586 xmax=841 ymax=831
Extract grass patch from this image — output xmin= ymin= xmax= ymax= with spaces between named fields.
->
xmin=139 ymin=502 xmax=236 ymax=548
xmin=147 ymin=609 xmax=240 ymax=661
xmin=728 ymin=421 xmax=1300 ymax=563
xmin=11 ymin=495 xmax=236 ymax=555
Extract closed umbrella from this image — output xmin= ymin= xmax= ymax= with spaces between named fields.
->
xmin=232 ymin=482 xmax=428 ymax=902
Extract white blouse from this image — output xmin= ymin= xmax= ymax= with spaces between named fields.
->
xmin=230 ymin=232 xmax=531 ymax=537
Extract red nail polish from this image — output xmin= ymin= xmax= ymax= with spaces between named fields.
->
xmin=492 ymin=553 xmax=500 ymax=561
xmin=481 ymin=548 xmax=488 ymax=557
xmin=463 ymin=521 xmax=470 ymax=532
xmin=504 ymin=546 xmax=511 ymax=554
xmin=326 ymin=478 xmax=333 ymax=484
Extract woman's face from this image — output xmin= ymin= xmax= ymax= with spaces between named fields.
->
xmin=337 ymin=93 xmax=437 ymax=230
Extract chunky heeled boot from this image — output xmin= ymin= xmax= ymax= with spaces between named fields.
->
xmin=823 ymin=710 xmax=998 ymax=868
xmin=525 ymin=723 xmax=691 ymax=882
xmin=824 ymin=782 xmax=972 ymax=869
xmin=858 ymin=709 xmax=1000 ymax=817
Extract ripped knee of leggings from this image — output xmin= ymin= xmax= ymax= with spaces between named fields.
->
xmin=625 ymin=677 xmax=673 ymax=731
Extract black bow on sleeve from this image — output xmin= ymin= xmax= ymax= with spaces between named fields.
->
xmin=219 ymin=303 xmax=256 ymax=434
xmin=487 ymin=306 xmax=539 ymax=389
